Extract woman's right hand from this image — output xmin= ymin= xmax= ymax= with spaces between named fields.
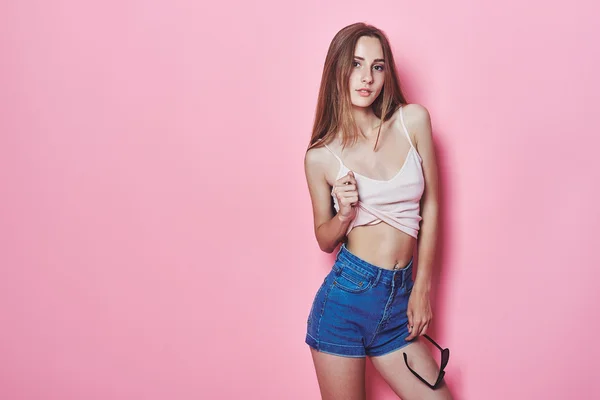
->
xmin=332 ymin=171 xmax=358 ymax=222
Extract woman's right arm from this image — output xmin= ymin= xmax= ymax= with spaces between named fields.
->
xmin=304 ymin=147 xmax=355 ymax=253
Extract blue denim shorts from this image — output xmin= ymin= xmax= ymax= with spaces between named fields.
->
xmin=306 ymin=243 xmax=416 ymax=358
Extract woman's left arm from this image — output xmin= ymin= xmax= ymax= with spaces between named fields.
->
xmin=405 ymin=103 xmax=439 ymax=340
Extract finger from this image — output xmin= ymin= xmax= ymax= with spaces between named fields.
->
xmin=339 ymin=197 xmax=358 ymax=207
xmin=411 ymin=321 xmax=424 ymax=339
xmin=339 ymin=189 xmax=357 ymax=198
xmin=333 ymin=185 xmax=354 ymax=198
xmin=345 ymin=186 xmax=358 ymax=194
xmin=337 ymin=184 xmax=356 ymax=192
xmin=339 ymin=174 xmax=353 ymax=184
xmin=420 ymin=322 xmax=430 ymax=337
xmin=414 ymin=320 xmax=424 ymax=337
xmin=343 ymin=171 xmax=357 ymax=185
xmin=341 ymin=193 xmax=359 ymax=203
xmin=405 ymin=313 xmax=415 ymax=341
xmin=347 ymin=172 xmax=357 ymax=185
xmin=406 ymin=327 xmax=416 ymax=341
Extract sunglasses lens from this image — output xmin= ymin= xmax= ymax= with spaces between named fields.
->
xmin=435 ymin=370 xmax=446 ymax=388
xmin=441 ymin=349 xmax=449 ymax=369
xmin=405 ymin=342 xmax=450 ymax=390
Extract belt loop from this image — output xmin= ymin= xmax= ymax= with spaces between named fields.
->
xmin=333 ymin=263 xmax=342 ymax=276
xmin=335 ymin=244 xmax=343 ymax=261
xmin=372 ymin=269 xmax=381 ymax=287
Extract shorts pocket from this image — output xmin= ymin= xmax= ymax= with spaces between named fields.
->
xmin=332 ymin=264 xmax=373 ymax=294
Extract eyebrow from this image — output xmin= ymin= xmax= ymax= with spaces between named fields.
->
xmin=353 ymin=56 xmax=385 ymax=63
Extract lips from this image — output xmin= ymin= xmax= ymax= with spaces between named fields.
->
xmin=356 ymin=88 xmax=372 ymax=97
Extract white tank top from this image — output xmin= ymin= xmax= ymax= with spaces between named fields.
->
xmin=323 ymin=106 xmax=425 ymax=238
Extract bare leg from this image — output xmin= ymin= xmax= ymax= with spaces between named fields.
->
xmin=370 ymin=338 xmax=453 ymax=400
xmin=310 ymin=347 xmax=367 ymax=400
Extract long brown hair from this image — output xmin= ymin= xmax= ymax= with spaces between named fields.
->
xmin=307 ymin=22 xmax=407 ymax=151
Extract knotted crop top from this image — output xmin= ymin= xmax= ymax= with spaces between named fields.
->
xmin=324 ymin=106 xmax=425 ymax=239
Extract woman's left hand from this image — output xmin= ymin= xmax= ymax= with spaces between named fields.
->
xmin=405 ymin=290 xmax=433 ymax=341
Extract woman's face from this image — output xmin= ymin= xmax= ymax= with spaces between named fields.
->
xmin=348 ymin=36 xmax=386 ymax=108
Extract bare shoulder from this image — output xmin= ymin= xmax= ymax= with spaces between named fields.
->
xmin=304 ymin=144 xmax=335 ymax=185
xmin=304 ymin=145 xmax=330 ymax=173
xmin=401 ymin=103 xmax=433 ymax=146
xmin=403 ymin=103 xmax=430 ymax=119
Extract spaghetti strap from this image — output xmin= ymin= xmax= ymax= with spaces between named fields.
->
xmin=323 ymin=144 xmax=344 ymax=165
xmin=399 ymin=106 xmax=416 ymax=149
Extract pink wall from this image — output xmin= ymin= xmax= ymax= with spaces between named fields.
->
xmin=2 ymin=0 xmax=599 ymax=399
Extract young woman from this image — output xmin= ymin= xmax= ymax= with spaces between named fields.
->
xmin=304 ymin=23 xmax=453 ymax=400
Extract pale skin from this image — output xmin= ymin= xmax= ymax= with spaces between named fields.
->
xmin=304 ymin=36 xmax=452 ymax=399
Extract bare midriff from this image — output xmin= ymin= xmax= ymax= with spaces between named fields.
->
xmin=345 ymin=221 xmax=416 ymax=271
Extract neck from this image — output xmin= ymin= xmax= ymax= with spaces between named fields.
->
xmin=351 ymin=107 xmax=381 ymax=141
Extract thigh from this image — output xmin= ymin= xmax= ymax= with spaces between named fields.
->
xmin=310 ymin=348 xmax=366 ymax=400
xmin=370 ymin=338 xmax=453 ymax=400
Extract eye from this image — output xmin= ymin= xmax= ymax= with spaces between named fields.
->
xmin=352 ymin=61 xmax=361 ymax=67
xmin=374 ymin=65 xmax=384 ymax=71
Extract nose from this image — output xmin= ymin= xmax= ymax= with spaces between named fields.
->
xmin=361 ymin=70 xmax=373 ymax=84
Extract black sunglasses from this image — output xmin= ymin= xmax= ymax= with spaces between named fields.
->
xmin=403 ymin=334 xmax=449 ymax=390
